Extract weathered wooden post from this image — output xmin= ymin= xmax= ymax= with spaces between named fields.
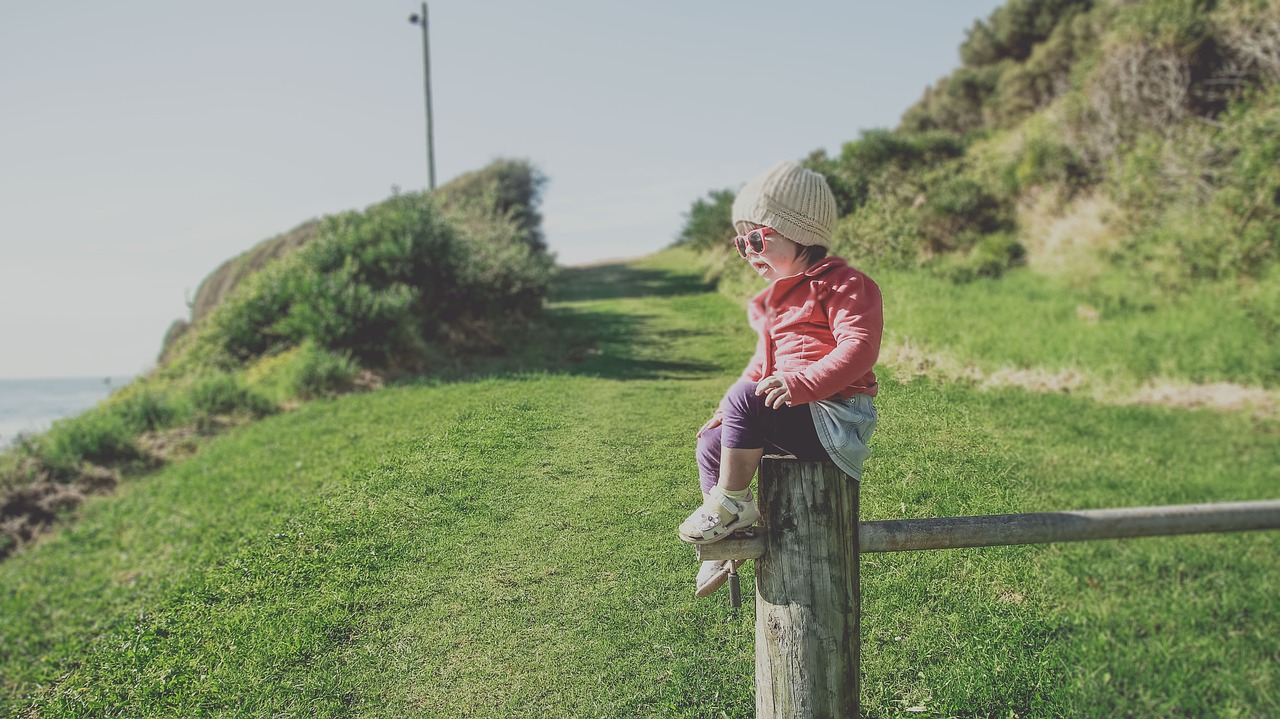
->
xmin=697 ymin=456 xmax=860 ymax=717
xmin=756 ymin=455 xmax=859 ymax=718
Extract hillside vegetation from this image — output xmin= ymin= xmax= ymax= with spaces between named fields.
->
xmin=682 ymin=0 xmax=1280 ymax=365
xmin=0 ymin=159 xmax=555 ymax=558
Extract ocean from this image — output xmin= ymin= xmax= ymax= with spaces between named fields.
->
xmin=0 ymin=377 xmax=135 ymax=448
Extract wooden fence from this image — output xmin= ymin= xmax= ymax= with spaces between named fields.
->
xmin=696 ymin=456 xmax=1280 ymax=719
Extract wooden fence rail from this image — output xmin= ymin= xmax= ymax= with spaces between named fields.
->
xmin=697 ymin=498 xmax=1280 ymax=560
xmin=695 ymin=456 xmax=1280 ymax=719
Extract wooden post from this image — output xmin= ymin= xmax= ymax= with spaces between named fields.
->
xmin=755 ymin=456 xmax=859 ymax=719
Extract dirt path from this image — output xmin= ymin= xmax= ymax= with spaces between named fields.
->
xmin=880 ymin=336 xmax=1279 ymax=419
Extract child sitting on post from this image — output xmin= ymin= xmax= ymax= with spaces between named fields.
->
xmin=677 ymin=160 xmax=884 ymax=597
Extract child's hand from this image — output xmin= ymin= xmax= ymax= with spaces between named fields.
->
xmin=697 ymin=409 xmax=723 ymax=438
xmin=755 ymin=375 xmax=792 ymax=409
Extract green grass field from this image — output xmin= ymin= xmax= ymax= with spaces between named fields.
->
xmin=874 ymin=267 xmax=1280 ymax=391
xmin=2 ymin=249 xmax=1277 ymax=717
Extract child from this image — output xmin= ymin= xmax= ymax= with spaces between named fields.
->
xmin=678 ymin=160 xmax=883 ymax=597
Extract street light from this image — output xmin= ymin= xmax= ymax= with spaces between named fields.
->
xmin=408 ymin=3 xmax=436 ymax=190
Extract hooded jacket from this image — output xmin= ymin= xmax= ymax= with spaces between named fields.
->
xmin=741 ymin=256 xmax=883 ymax=405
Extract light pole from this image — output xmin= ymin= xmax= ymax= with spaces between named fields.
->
xmin=408 ymin=3 xmax=436 ymax=190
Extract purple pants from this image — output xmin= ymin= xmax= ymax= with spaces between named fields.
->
xmin=696 ymin=380 xmax=831 ymax=495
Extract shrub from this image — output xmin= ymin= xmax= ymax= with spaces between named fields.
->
xmin=1079 ymin=0 xmax=1250 ymax=160
xmin=992 ymin=12 xmax=1096 ymax=127
xmin=110 ymin=389 xmax=182 ymax=434
xmin=284 ymin=346 xmax=362 ymax=399
xmin=830 ymin=197 xmax=922 ymax=270
xmin=918 ymin=176 xmax=1016 ymax=254
xmin=925 ymin=232 xmax=1028 ymax=283
xmin=1104 ymin=83 xmax=1280 ymax=289
xmin=1240 ymin=271 xmax=1280 ymax=345
xmin=189 ymin=374 xmax=276 ymax=419
xmin=1215 ymin=1 xmax=1280 ymax=85
xmin=161 ymin=159 xmax=554 ymax=375
xmin=272 ymin=250 xmax=420 ymax=363
xmin=900 ymin=64 xmax=1009 ymax=135
xmin=960 ymin=0 xmax=1093 ymax=67
xmin=822 ymin=131 xmax=967 ymax=215
xmin=673 ymin=188 xmax=735 ymax=252
xmin=41 ymin=410 xmax=140 ymax=477
xmin=1009 ymin=135 xmax=1093 ymax=192
xmin=434 ymin=158 xmax=548 ymax=252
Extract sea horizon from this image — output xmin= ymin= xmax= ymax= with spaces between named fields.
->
xmin=0 ymin=375 xmax=137 ymax=447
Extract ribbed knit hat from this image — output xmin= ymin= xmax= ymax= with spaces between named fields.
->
xmin=732 ymin=160 xmax=837 ymax=248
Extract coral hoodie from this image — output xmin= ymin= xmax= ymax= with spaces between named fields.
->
xmin=741 ymin=256 xmax=883 ymax=405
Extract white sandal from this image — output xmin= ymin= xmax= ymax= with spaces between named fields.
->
xmin=677 ymin=487 xmax=760 ymax=545
xmin=695 ymin=559 xmax=745 ymax=597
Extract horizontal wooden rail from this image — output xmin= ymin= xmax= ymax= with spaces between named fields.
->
xmin=697 ymin=499 xmax=1280 ymax=561
xmin=860 ymin=499 xmax=1280 ymax=552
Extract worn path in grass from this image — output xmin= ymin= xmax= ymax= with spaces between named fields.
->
xmin=2 ymin=248 xmax=1277 ymax=717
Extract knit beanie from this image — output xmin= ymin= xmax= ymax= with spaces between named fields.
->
xmin=732 ymin=160 xmax=837 ymax=248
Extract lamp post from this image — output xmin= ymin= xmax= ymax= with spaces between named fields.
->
xmin=408 ymin=3 xmax=436 ymax=190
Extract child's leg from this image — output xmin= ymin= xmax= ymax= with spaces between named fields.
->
xmin=716 ymin=380 xmax=828 ymax=491
xmin=719 ymin=447 xmax=763 ymax=492
xmin=681 ymin=381 xmax=828 ymax=544
xmin=695 ymin=423 xmax=722 ymax=497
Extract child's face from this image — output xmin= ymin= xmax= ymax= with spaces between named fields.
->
xmin=741 ymin=225 xmax=807 ymax=282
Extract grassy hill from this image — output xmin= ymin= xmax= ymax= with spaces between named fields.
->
xmin=0 ymin=159 xmax=556 ymax=560
xmin=2 ymin=250 xmax=1277 ymax=717
xmin=4 ymin=0 xmax=1279 ymax=714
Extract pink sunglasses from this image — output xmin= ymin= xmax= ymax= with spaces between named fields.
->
xmin=733 ymin=227 xmax=779 ymax=258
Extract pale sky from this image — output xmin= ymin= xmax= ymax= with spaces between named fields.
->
xmin=1 ymin=1 xmax=1002 ymax=379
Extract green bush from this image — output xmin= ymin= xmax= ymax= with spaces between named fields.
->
xmin=1240 ymin=271 xmax=1280 ymax=345
xmin=1109 ymin=0 xmax=1213 ymax=48
xmin=110 ymin=389 xmax=182 ymax=434
xmin=918 ymin=176 xmax=1015 ymax=253
xmin=925 ymin=0 xmax=1094 ymax=134
xmin=435 ymin=158 xmax=548 ymax=252
xmin=284 ymin=347 xmax=362 ymax=399
xmin=959 ymin=0 xmax=1093 ymax=67
xmin=1104 ymin=83 xmax=1280 ymax=289
xmin=991 ymin=12 xmax=1096 ymax=126
xmin=1007 ymin=135 xmax=1092 ymax=192
xmin=166 ymin=167 xmax=555 ymax=374
xmin=41 ymin=410 xmax=140 ymax=477
xmin=272 ymin=249 xmax=420 ymax=363
xmin=830 ymin=197 xmax=922 ymax=270
xmin=673 ymin=188 xmax=735 ymax=252
xmin=900 ymin=64 xmax=1009 ymax=135
xmin=816 ymin=131 xmax=966 ymax=215
xmin=924 ymin=232 xmax=1028 ymax=283
xmin=189 ymin=374 xmax=276 ymax=418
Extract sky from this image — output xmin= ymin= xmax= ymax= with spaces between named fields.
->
xmin=0 ymin=0 xmax=1004 ymax=380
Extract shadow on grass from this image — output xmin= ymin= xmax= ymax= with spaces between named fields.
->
xmin=424 ymin=261 xmax=728 ymax=384
xmin=543 ymin=307 xmax=723 ymax=380
xmin=550 ymin=262 xmax=714 ymax=302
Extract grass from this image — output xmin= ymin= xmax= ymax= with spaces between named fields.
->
xmin=875 ymin=266 xmax=1280 ymax=391
xmin=1 ymin=247 xmax=1277 ymax=717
